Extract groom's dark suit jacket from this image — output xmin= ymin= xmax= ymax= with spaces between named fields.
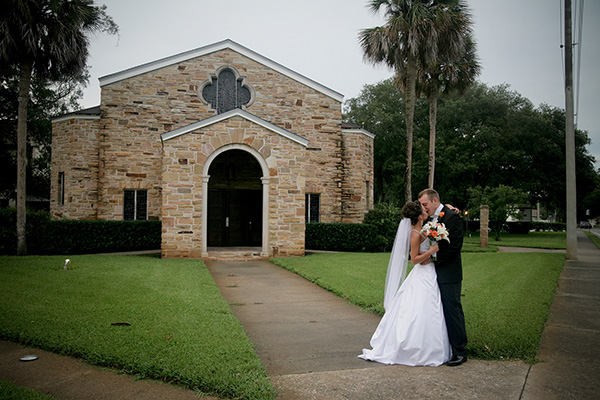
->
xmin=434 ymin=205 xmax=464 ymax=284
xmin=434 ymin=205 xmax=468 ymax=356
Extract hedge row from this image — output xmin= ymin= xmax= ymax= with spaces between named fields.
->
xmin=530 ymin=221 xmax=566 ymax=232
xmin=307 ymin=207 xmax=571 ymax=253
xmin=305 ymin=222 xmax=386 ymax=252
xmin=0 ymin=208 xmax=161 ymax=255
xmin=505 ymin=221 xmax=531 ymax=234
xmin=467 ymin=221 xmax=565 ymax=233
xmin=1 ymin=207 xmax=565 ymax=256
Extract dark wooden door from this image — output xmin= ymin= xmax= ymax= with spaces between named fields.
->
xmin=208 ymin=189 xmax=262 ymax=246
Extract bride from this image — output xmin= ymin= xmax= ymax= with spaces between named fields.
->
xmin=359 ymin=201 xmax=451 ymax=366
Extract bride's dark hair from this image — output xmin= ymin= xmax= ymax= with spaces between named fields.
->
xmin=401 ymin=201 xmax=423 ymax=225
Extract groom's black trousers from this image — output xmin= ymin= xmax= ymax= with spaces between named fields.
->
xmin=438 ymin=282 xmax=468 ymax=357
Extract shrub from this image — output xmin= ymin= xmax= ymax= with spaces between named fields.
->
xmin=0 ymin=207 xmax=18 ymax=254
xmin=362 ymin=203 xmax=403 ymax=251
xmin=505 ymin=221 xmax=531 ymax=234
xmin=0 ymin=208 xmax=161 ymax=255
xmin=306 ymin=223 xmax=386 ymax=252
xmin=40 ymin=219 xmax=161 ymax=255
xmin=531 ymin=221 xmax=566 ymax=232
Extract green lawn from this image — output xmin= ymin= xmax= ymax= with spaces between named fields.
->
xmin=0 ymin=381 xmax=57 ymax=400
xmin=464 ymin=231 xmax=566 ymax=249
xmin=0 ymin=255 xmax=274 ymax=400
xmin=584 ymin=231 xmax=600 ymax=248
xmin=0 ymin=233 xmax=567 ymax=396
xmin=271 ymin=249 xmax=564 ymax=363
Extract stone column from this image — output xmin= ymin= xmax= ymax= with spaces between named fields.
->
xmin=201 ymin=175 xmax=210 ymax=258
xmin=480 ymin=205 xmax=489 ymax=247
xmin=261 ymin=176 xmax=270 ymax=257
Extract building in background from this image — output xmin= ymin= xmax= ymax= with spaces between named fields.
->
xmin=50 ymin=40 xmax=374 ymax=259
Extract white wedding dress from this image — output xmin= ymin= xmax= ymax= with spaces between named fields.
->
xmin=359 ymin=221 xmax=451 ymax=366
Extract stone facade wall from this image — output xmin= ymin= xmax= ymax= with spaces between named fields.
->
xmin=162 ymin=115 xmax=306 ymax=258
xmin=341 ymin=130 xmax=375 ymax=223
xmin=50 ymin=44 xmax=374 ymax=258
xmin=97 ymin=49 xmax=342 ymax=223
xmin=50 ymin=118 xmax=100 ymax=220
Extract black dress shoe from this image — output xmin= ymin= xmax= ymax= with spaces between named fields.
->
xmin=447 ymin=355 xmax=467 ymax=366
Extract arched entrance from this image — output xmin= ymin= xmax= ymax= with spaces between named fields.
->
xmin=207 ymin=149 xmax=262 ymax=246
xmin=201 ymin=144 xmax=270 ymax=258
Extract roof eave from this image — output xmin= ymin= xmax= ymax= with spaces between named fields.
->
xmin=99 ymin=39 xmax=344 ymax=102
xmin=161 ymin=109 xmax=309 ymax=147
xmin=342 ymin=127 xmax=376 ymax=139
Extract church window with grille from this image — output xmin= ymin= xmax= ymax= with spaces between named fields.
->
xmin=124 ymin=189 xmax=148 ymax=220
xmin=305 ymin=193 xmax=320 ymax=223
xmin=201 ymin=67 xmax=252 ymax=114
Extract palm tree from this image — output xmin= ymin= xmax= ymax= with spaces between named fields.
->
xmin=0 ymin=0 xmax=117 ymax=255
xmin=359 ymin=0 xmax=468 ymax=201
xmin=422 ymin=33 xmax=480 ymax=188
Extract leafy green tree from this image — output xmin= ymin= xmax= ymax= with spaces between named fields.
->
xmin=435 ymin=84 xmax=598 ymax=220
xmin=0 ymin=0 xmax=117 ymax=255
xmin=0 ymin=65 xmax=87 ymax=202
xmin=581 ymin=175 xmax=600 ymax=221
xmin=344 ymin=79 xmax=406 ymax=203
xmin=467 ymin=185 xmax=529 ymax=241
xmin=359 ymin=0 xmax=469 ymax=202
xmin=344 ymin=79 xmax=600 ymax=220
xmin=418 ymin=33 xmax=480 ymax=188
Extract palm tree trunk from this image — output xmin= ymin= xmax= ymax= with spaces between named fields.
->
xmin=17 ymin=60 xmax=32 ymax=256
xmin=428 ymin=93 xmax=438 ymax=189
xmin=404 ymin=57 xmax=417 ymax=202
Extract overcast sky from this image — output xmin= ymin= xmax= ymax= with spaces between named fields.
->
xmin=82 ymin=0 xmax=599 ymax=167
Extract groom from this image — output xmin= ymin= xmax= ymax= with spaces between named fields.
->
xmin=419 ymin=189 xmax=468 ymax=366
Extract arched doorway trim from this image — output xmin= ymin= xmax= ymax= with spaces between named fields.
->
xmin=201 ymin=144 xmax=270 ymax=257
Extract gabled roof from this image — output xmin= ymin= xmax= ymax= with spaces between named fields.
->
xmin=99 ymin=39 xmax=344 ymax=102
xmin=341 ymin=122 xmax=375 ymax=139
xmin=52 ymin=106 xmax=100 ymax=123
xmin=160 ymin=108 xmax=309 ymax=147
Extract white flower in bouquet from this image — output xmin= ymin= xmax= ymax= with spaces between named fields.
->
xmin=421 ymin=222 xmax=450 ymax=260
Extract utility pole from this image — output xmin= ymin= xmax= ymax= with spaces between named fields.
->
xmin=564 ymin=0 xmax=577 ymax=260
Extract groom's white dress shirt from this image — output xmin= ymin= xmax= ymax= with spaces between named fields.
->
xmin=432 ymin=204 xmax=445 ymax=223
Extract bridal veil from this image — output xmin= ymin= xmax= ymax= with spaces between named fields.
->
xmin=383 ymin=218 xmax=411 ymax=311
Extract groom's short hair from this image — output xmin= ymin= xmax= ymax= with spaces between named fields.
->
xmin=418 ymin=189 xmax=440 ymax=202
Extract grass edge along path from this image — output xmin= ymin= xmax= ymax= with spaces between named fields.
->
xmin=0 ymin=380 xmax=58 ymax=400
xmin=584 ymin=230 xmax=600 ymax=248
xmin=0 ymin=255 xmax=275 ymax=400
xmin=271 ymin=250 xmax=564 ymax=364
xmin=464 ymin=231 xmax=566 ymax=249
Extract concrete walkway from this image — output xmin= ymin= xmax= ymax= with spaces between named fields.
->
xmin=205 ymin=261 xmax=529 ymax=399
xmin=522 ymin=230 xmax=600 ymax=399
xmin=1 ymin=231 xmax=599 ymax=399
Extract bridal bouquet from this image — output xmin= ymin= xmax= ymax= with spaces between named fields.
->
xmin=421 ymin=222 xmax=450 ymax=261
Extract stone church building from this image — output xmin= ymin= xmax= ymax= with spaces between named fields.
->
xmin=50 ymin=40 xmax=374 ymax=259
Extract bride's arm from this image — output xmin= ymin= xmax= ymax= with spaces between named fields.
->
xmin=445 ymin=204 xmax=460 ymax=213
xmin=410 ymin=232 xmax=439 ymax=265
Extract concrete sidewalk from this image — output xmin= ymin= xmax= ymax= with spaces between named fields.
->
xmin=205 ymin=260 xmax=529 ymax=400
xmin=522 ymin=230 xmax=600 ymax=399
xmin=1 ymin=231 xmax=598 ymax=399
xmin=209 ymin=231 xmax=600 ymax=399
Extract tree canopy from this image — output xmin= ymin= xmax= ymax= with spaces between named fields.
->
xmin=344 ymin=78 xmax=599 ymax=221
xmin=0 ymin=65 xmax=88 ymax=202
xmin=1 ymin=0 xmax=117 ymax=254
xmin=467 ymin=185 xmax=528 ymax=240
xmin=359 ymin=0 xmax=473 ymax=202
